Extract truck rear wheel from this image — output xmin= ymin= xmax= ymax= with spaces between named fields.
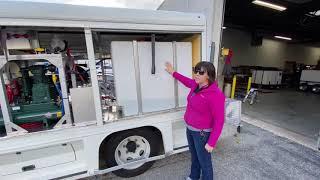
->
xmin=104 ymin=129 xmax=160 ymax=178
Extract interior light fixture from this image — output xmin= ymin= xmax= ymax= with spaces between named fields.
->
xmin=222 ymin=26 xmax=227 ymax=29
xmin=309 ymin=10 xmax=320 ymax=16
xmin=274 ymin=36 xmax=292 ymax=41
xmin=252 ymin=0 xmax=287 ymax=11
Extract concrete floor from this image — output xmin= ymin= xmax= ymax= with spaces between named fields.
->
xmin=96 ymin=123 xmax=320 ymax=180
xmin=243 ymin=89 xmax=320 ymax=142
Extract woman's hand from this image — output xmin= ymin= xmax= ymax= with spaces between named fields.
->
xmin=165 ymin=62 xmax=175 ymax=75
xmin=205 ymin=143 xmax=214 ymax=153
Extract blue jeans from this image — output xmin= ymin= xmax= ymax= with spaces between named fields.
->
xmin=187 ymin=128 xmax=214 ymax=180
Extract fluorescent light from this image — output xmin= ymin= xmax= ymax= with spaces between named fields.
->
xmin=222 ymin=26 xmax=227 ymax=29
xmin=274 ymin=36 xmax=292 ymax=41
xmin=309 ymin=10 xmax=320 ymax=16
xmin=252 ymin=0 xmax=287 ymax=11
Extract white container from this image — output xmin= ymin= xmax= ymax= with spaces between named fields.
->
xmin=225 ymin=98 xmax=241 ymax=127
xmin=6 ymin=38 xmax=31 ymax=50
xmin=224 ymin=83 xmax=232 ymax=98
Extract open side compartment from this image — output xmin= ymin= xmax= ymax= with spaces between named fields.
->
xmin=90 ymin=32 xmax=202 ymax=122
xmin=90 ymin=32 xmax=202 ymax=149
xmin=0 ymin=27 xmax=203 ymax=151
xmin=0 ymin=26 xmax=91 ymax=137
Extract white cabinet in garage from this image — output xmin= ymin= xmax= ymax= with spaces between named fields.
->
xmin=261 ymin=71 xmax=273 ymax=85
xmin=275 ymin=71 xmax=282 ymax=84
xmin=252 ymin=70 xmax=263 ymax=84
xmin=252 ymin=70 xmax=282 ymax=85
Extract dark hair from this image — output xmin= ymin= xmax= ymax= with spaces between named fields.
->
xmin=194 ymin=61 xmax=216 ymax=84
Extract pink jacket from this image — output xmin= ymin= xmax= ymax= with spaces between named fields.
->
xmin=173 ymin=72 xmax=225 ymax=147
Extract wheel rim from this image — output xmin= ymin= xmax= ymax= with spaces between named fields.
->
xmin=114 ymin=135 xmax=151 ymax=170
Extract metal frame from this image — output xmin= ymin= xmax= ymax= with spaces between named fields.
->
xmin=0 ymin=19 xmax=204 ymax=32
xmin=151 ymin=34 xmax=156 ymax=75
xmin=84 ymin=28 xmax=104 ymax=126
xmin=0 ymin=70 xmax=20 ymax=134
xmin=172 ymin=41 xmax=179 ymax=108
xmin=201 ymin=31 xmax=207 ymax=61
xmin=0 ymin=54 xmax=72 ymax=133
xmin=71 ymin=74 xmax=77 ymax=88
xmin=317 ymin=131 xmax=320 ymax=150
xmin=133 ymin=40 xmax=143 ymax=115
xmin=0 ymin=28 xmax=9 ymax=61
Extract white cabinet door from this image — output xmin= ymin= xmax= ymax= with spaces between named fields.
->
xmin=111 ymin=41 xmax=138 ymax=116
xmin=277 ymin=71 xmax=282 ymax=85
xmin=70 ymin=87 xmax=96 ymax=123
xmin=138 ymin=42 xmax=175 ymax=113
xmin=255 ymin=70 xmax=263 ymax=84
xmin=0 ymin=144 xmax=75 ymax=176
xmin=252 ymin=70 xmax=257 ymax=83
xmin=175 ymin=42 xmax=192 ymax=107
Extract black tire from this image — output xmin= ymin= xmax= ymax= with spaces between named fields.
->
xmin=103 ymin=129 xmax=160 ymax=178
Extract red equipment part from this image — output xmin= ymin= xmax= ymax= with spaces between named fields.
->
xmin=5 ymin=84 xmax=14 ymax=104
xmin=19 ymin=122 xmax=43 ymax=132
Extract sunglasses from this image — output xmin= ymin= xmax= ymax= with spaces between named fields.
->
xmin=193 ymin=68 xmax=206 ymax=75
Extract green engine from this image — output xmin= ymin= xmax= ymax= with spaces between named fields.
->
xmin=0 ymin=65 xmax=62 ymax=130
xmin=30 ymin=66 xmax=52 ymax=104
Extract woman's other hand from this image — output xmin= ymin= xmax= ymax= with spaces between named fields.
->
xmin=205 ymin=143 xmax=214 ymax=153
xmin=165 ymin=62 xmax=175 ymax=75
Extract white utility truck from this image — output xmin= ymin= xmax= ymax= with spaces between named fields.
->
xmin=0 ymin=1 xmax=235 ymax=179
xmin=299 ymin=70 xmax=320 ymax=93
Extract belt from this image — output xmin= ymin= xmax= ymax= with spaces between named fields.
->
xmin=186 ymin=124 xmax=212 ymax=132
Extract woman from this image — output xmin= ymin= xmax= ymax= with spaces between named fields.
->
xmin=165 ymin=61 xmax=225 ymax=180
